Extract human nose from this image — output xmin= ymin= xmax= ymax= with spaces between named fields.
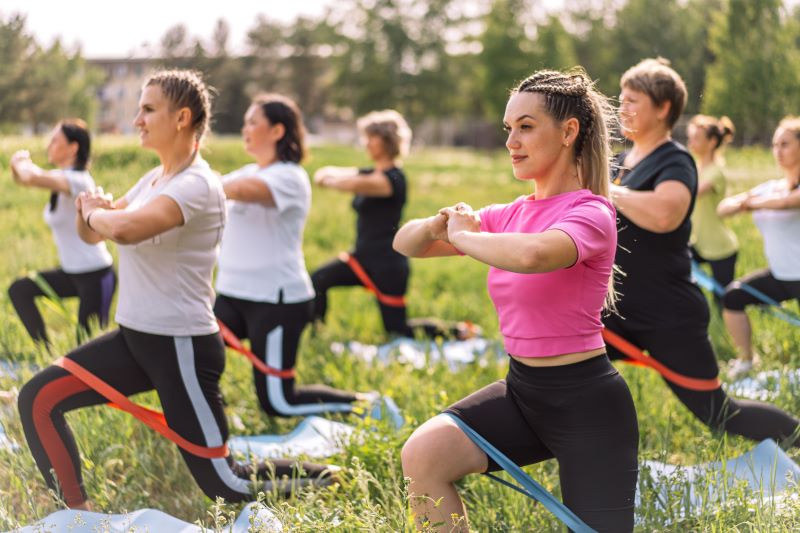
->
xmin=505 ymin=130 xmax=519 ymax=151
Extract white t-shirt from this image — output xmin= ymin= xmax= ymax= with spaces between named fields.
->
xmin=42 ymin=169 xmax=113 ymax=273
xmin=115 ymin=159 xmax=226 ymax=335
xmin=216 ymin=162 xmax=314 ymax=303
xmin=752 ymin=179 xmax=800 ymax=280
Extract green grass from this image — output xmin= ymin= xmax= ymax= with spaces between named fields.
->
xmin=0 ymin=137 xmax=799 ymax=531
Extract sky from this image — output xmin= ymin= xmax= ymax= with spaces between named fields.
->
xmin=1 ymin=0 xmax=335 ymax=58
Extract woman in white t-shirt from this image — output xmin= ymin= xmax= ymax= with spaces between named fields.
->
xmin=215 ymin=93 xmax=368 ymax=417
xmin=18 ymin=71 xmax=337 ymax=511
xmin=8 ymin=119 xmax=115 ymax=346
xmin=718 ymin=116 xmax=800 ymax=378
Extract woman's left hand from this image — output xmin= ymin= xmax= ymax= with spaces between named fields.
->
xmin=441 ymin=203 xmax=480 ymax=241
xmin=78 ymin=188 xmax=115 ymax=221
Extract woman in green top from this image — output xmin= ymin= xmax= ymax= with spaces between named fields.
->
xmin=687 ymin=114 xmax=738 ymax=309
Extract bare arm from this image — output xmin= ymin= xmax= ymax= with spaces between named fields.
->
xmin=393 ymin=214 xmax=460 ymax=258
xmin=81 ymin=194 xmax=182 ymax=245
xmin=10 ymin=151 xmax=70 ymax=193
xmin=744 ymin=187 xmax=800 ymax=210
xmin=610 ymin=180 xmax=692 ymax=233
xmin=314 ymin=166 xmax=393 ymax=197
xmin=717 ymin=191 xmax=750 ymax=218
xmin=444 ymin=208 xmax=578 ymax=273
xmin=223 ymin=177 xmax=276 ymax=206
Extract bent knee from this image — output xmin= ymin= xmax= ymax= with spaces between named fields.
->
xmin=8 ymin=278 xmax=34 ymax=301
xmin=401 ymin=418 xmax=486 ymax=481
xmin=722 ymin=285 xmax=749 ymax=311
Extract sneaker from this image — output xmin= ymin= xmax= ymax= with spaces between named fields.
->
xmin=727 ymin=358 xmax=753 ymax=381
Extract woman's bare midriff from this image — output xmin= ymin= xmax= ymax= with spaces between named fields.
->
xmin=510 ymin=347 xmax=606 ymax=367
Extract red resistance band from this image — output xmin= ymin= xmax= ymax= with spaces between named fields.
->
xmin=53 ymin=357 xmax=229 ymax=459
xmin=339 ymin=252 xmax=406 ymax=308
xmin=217 ymin=320 xmax=296 ymax=379
xmin=602 ymin=329 xmax=721 ymax=392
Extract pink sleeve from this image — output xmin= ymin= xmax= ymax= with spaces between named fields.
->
xmin=549 ymin=200 xmax=617 ymax=264
xmin=477 ymin=204 xmax=499 ymax=233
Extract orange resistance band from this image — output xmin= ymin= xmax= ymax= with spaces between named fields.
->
xmin=602 ymin=329 xmax=721 ymax=392
xmin=217 ymin=320 xmax=296 ymax=379
xmin=339 ymin=252 xmax=406 ymax=308
xmin=53 ymin=357 xmax=229 ymax=459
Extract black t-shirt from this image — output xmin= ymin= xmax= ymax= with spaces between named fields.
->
xmin=352 ymin=167 xmax=407 ymax=264
xmin=608 ymin=140 xmax=709 ymax=330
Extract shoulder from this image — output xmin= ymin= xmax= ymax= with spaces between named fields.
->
xmin=260 ymin=161 xmax=309 ymax=181
xmin=479 ymin=195 xmax=525 ymax=221
xmin=223 ymin=163 xmax=257 ymax=182
xmin=171 ymin=160 xmax=219 ymax=198
xmin=661 ymin=141 xmax=695 ymax=168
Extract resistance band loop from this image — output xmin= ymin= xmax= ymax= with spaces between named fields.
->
xmin=339 ymin=252 xmax=406 ymax=307
xmin=691 ymin=262 xmax=800 ymax=327
xmin=602 ymin=329 xmax=721 ymax=391
xmin=443 ymin=413 xmax=597 ymax=533
xmin=217 ymin=319 xmax=296 ymax=379
xmin=53 ymin=357 xmax=228 ymax=459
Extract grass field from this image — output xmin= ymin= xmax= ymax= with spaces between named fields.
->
xmin=0 ymin=136 xmax=799 ymax=531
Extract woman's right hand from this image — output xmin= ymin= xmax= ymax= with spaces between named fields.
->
xmin=425 ymin=213 xmax=450 ymax=242
xmin=76 ymin=188 xmax=114 ymax=219
xmin=313 ymin=167 xmax=334 ymax=187
xmin=10 ymin=150 xmax=34 ymax=182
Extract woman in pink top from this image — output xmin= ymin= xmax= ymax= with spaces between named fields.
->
xmin=394 ymin=70 xmax=638 ymax=532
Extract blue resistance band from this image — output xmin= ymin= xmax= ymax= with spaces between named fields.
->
xmin=442 ymin=413 xmax=597 ymax=533
xmin=690 ymin=262 xmax=800 ymax=327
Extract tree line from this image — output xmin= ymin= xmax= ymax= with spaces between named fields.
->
xmin=1 ymin=0 xmax=798 ymax=144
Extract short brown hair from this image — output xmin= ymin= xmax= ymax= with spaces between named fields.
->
xmin=145 ymin=69 xmax=212 ymax=142
xmin=357 ymin=110 xmax=412 ymax=159
xmin=621 ymin=58 xmax=686 ymax=129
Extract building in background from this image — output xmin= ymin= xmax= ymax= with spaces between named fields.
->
xmin=88 ymin=58 xmax=156 ymax=134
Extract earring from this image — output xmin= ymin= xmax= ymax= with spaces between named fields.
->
xmin=177 ymin=125 xmax=182 ymax=132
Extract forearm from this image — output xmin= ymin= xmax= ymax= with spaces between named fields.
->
xmin=749 ymin=195 xmax=800 ymax=210
xmin=76 ymin=213 xmax=105 ymax=244
xmin=394 ymin=217 xmax=457 ymax=257
xmin=450 ymin=231 xmax=551 ymax=273
xmin=611 ymin=187 xmax=684 ymax=233
xmin=84 ymin=208 xmax=142 ymax=245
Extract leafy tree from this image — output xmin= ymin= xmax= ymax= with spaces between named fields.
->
xmin=703 ymin=0 xmax=800 ymax=142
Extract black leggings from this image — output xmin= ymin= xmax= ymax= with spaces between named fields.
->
xmin=17 ymin=326 xmax=333 ymax=507
xmin=214 ymin=294 xmax=358 ymax=417
xmin=603 ymin=314 xmax=800 ymax=446
xmin=310 ymin=256 xmax=467 ymax=339
xmin=690 ymin=248 xmax=737 ymax=308
xmin=8 ymin=266 xmax=116 ymax=344
xmin=445 ymin=355 xmax=639 ymax=533
xmin=722 ymin=268 xmax=800 ymax=311
xmin=311 ymin=256 xmax=410 ymax=336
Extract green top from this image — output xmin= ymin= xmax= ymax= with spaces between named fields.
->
xmin=690 ymin=163 xmax=739 ymax=260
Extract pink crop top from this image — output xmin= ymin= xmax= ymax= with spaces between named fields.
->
xmin=478 ymin=189 xmax=617 ymax=357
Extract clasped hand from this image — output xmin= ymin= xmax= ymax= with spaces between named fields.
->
xmin=9 ymin=150 xmax=40 ymax=183
xmin=430 ymin=202 xmax=480 ymax=243
xmin=76 ymin=187 xmax=115 ymax=222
